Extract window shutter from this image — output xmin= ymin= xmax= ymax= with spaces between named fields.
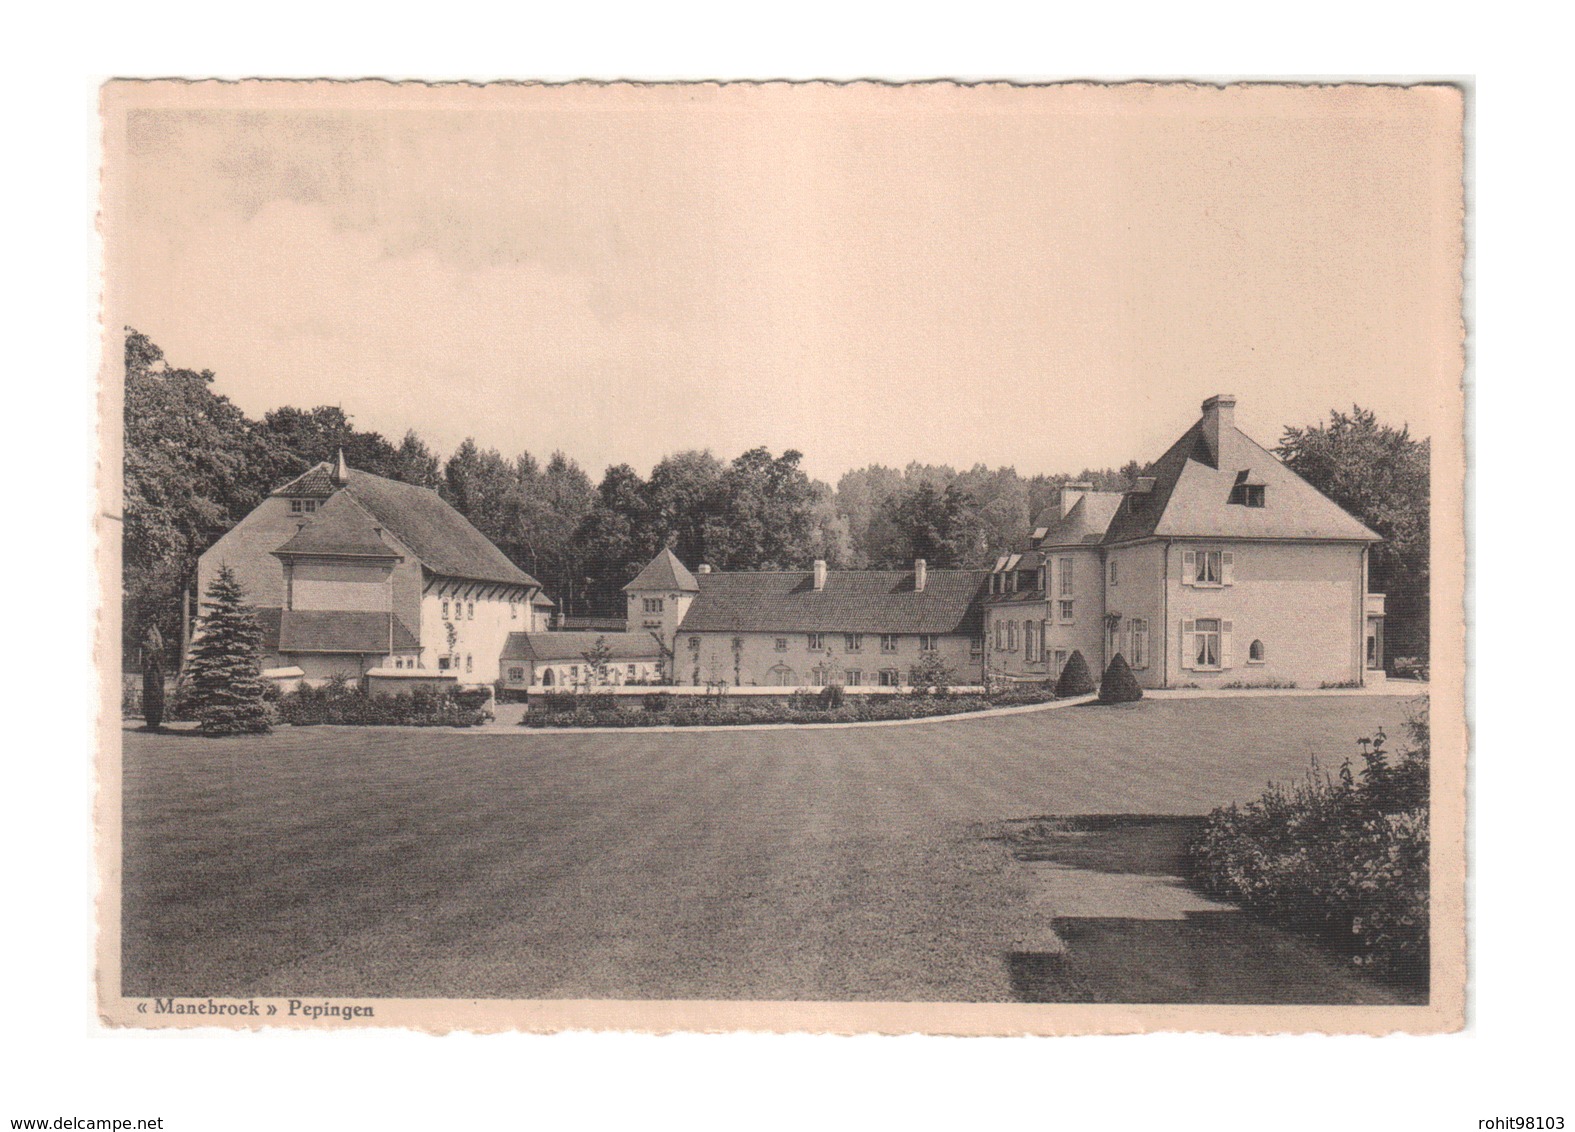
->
xmin=1182 ymin=549 xmax=1196 ymax=586
xmin=1180 ymin=619 xmax=1196 ymax=670
xmin=1221 ymin=620 xmax=1234 ymax=668
xmin=1222 ymin=551 xmax=1235 ymax=586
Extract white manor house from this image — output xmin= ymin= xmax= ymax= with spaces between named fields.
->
xmin=193 ymin=395 xmax=1389 ymax=691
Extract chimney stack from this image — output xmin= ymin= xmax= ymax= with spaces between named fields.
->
xmin=1060 ymin=481 xmax=1093 ymax=519
xmin=914 ymin=558 xmax=928 ymax=593
xmin=1201 ymin=394 xmax=1236 ymax=465
xmin=696 ymin=564 xmax=712 ymax=574
xmin=812 ymin=559 xmax=827 ymax=591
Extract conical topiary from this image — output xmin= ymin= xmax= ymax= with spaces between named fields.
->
xmin=1055 ymin=649 xmax=1095 ymax=697
xmin=185 ymin=565 xmax=273 ymax=735
xmin=1098 ymin=652 xmax=1144 ymax=703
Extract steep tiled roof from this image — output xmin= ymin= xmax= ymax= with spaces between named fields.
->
xmin=531 ymin=593 xmax=556 ymax=608
xmin=679 ymin=568 xmax=987 ymax=635
xmin=1035 ymin=492 xmax=1125 ymax=548
xmin=341 ymin=469 xmax=539 ymax=588
xmin=1101 ymin=419 xmax=1380 ymax=544
xmin=269 ymin=462 xmax=338 ymax=498
xmin=623 ymin=547 xmax=700 ymax=592
xmin=277 ymin=610 xmax=420 ymax=654
xmin=272 ymin=492 xmax=402 ymax=559
xmin=500 ymin=631 xmax=663 ymax=663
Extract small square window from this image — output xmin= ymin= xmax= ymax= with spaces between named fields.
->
xmin=775 ymin=638 xmax=788 ymax=651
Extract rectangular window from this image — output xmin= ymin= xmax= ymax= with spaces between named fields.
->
xmin=846 ymin=669 xmax=862 ymax=686
xmin=807 ymin=632 xmax=825 ymax=650
xmin=879 ymin=668 xmax=901 ymax=687
xmin=1129 ymin=618 xmax=1149 ymax=669
xmin=688 ymin=636 xmax=700 ymax=650
xmin=508 ymin=666 xmax=524 ymax=682
xmin=438 ymin=656 xmax=450 ymax=670
xmin=880 ymin=634 xmax=899 ymax=653
xmin=627 ymin=664 xmax=637 ymax=679
xmin=465 ymin=654 xmax=473 ymax=673
xmin=1007 ymin=621 xmax=1018 ymax=652
xmin=510 ymin=603 xmax=518 ymax=620
xmin=1053 ymin=649 xmax=1068 ymax=675
xmin=1109 ymin=560 xmax=1118 ymax=587
xmin=1058 ymin=600 xmax=1074 ymax=623
xmin=643 ymin=597 xmax=664 ymax=613
xmin=1025 ymin=621 xmax=1039 ymax=663
xmin=844 ymin=633 xmax=863 ymax=652
xmin=919 ymin=634 xmax=938 ymax=652
xmin=467 ymin=602 xmax=475 ymax=619
xmin=1193 ymin=618 xmax=1221 ymax=669
xmin=290 ymin=498 xmax=303 ymax=513
xmin=1188 ymin=549 xmax=1232 ymax=586
xmin=1229 ymin=482 xmax=1266 ymax=507
xmin=570 ymin=665 xmax=579 ymax=679
xmin=993 ymin=622 xmax=1004 ymax=650
xmin=442 ymin=601 xmax=450 ymax=619
xmin=775 ymin=638 xmax=788 ymax=651
xmin=970 ymin=636 xmax=983 ymax=657
xmin=1059 ymin=557 xmax=1073 ymax=597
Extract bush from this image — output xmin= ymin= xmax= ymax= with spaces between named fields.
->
xmin=1188 ymin=704 xmax=1430 ymax=982
xmin=642 ymin=691 xmax=674 ymax=713
xmin=276 ymin=681 xmax=486 ymax=727
xmin=453 ymin=686 xmax=492 ymax=711
xmin=1055 ymin=650 xmax=1095 ymax=697
xmin=817 ymin=684 xmax=845 ymax=710
xmin=1097 ymin=653 xmax=1143 ymax=703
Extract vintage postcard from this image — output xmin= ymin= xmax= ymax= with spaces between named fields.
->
xmin=96 ymin=79 xmax=1466 ymax=1034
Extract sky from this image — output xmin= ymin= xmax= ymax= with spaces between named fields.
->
xmin=107 ymin=82 xmax=1461 ymax=484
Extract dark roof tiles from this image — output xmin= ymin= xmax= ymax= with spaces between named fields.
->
xmin=680 ymin=568 xmax=987 ymax=635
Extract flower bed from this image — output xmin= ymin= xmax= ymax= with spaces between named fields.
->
xmin=520 ymin=688 xmax=1058 ymax=728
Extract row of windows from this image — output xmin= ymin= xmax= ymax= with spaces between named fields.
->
xmin=436 ymin=653 xmax=474 ymax=673
xmin=689 ymin=633 xmax=945 ymax=653
xmin=1179 ymin=619 xmax=1268 ymax=670
xmin=990 ymin=556 xmax=1077 ymax=597
xmin=642 ymin=597 xmax=665 ymax=613
xmin=807 ymin=666 xmax=905 ymax=687
xmin=288 ymin=498 xmax=319 ymax=514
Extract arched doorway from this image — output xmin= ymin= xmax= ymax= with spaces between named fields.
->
xmin=542 ymin=668 xmax=555 ymax=687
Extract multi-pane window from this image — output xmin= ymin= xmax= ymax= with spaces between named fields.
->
xmin=643 ymin=597 xmax=664 ymax=613
xmin=1193 ymin=618 xmax=1221 ymax=669
xmin=1058 ymin=600 xmax=1074 ymax=623
xmin=442 ymin=601 xmax=450 ymax=619
xmin=1006 ymin=621 xmax=1018 ymax=652
xmin=627 ymin=663 xmax=638 ymax=679
xmin=1229 ymin=481 xmax=1266 ymax=507
xmin=1059 ymin=557 xmax=1073 ymax=596
xmin=846 ymin=670 xmax=862 ymax=686
xmin=465 ymin=654 xmax=473 ymax=673
xmin=807 ymin=633 xmax=826 ymax=650
xmin=688 ymin=636 xmax=700 ymax=650
xmin=919 ymin=634 xmax=938 ymax=652
xmin=508 ymin=666 xmax=525 ymax=682
xmin=467 ymin=602 xmax=475 ymax=619
xmin=879 ymin=668 xmax=901 ymax=687
xmin=844 ymin=633 xmax=863 ymax=652
xmin=993 ymin=622 xmax=1004 ymax=650
xmin=880 ymin=634 xmax=899 ymax=653
xmin=775 ymin=638 xmax=788 ymax=652
xmin=1109 ymin=560 xmax=1119 ymax=587
xmin=1195 ymin=550 xmax=1222 ymax=585
xmin=289 ymin=499 xmax=319 ymax=514
xmin=1053 ymin=649 xmax=1068 ymax=675
xmin=569 ymin=665 xmax=579 ymax=679
xmin=969 ymin=636 xmax=983 ymax=657
xmin=1129 ymin=618 xmax=1149 ymax=669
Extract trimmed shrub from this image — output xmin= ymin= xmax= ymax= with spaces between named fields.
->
xmin=817 ymin=684 xmax=845 ymax=710
xmin=453 ymin=686 xmax=492 ymax=712
xmin=642 ymin=691 xmax=674 ymax=713
xmin=1098 ymin=652 xmax=1143 ymax=703
xmin=1055 ymin=650 xmax=1095 ymax=697
xmin=276 ymin=681 xmax=486 ymax=727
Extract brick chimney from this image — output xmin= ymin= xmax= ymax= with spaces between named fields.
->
xmin=1060 ymin=481 xmax=1093 ymax=519
xmin=1201 ymin=394 xmax=1236 ymax=464
xmin=914 ymin=558 xmax=927 ymax=593
xmin=812 ymin=559 xmax=827 ymax=591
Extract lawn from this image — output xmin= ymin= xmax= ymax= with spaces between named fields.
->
xmin=120 ymin=694 xmax=1424 ymax=1003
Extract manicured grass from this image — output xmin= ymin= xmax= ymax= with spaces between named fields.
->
xmin=121 ymin=694 xmax=1423 ymax=1002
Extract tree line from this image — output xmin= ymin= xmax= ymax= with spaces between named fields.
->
xmin=122 ymin=330 xmax=1428 ymax=666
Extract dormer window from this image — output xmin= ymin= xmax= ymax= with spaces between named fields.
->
xmin=1228 ymin=471 xmax=1266 ymax=507
xmin=289 ymin=498 xmax=319 ymax=514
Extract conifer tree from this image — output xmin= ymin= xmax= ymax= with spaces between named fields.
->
xmin=186 ymin=566 xmax=272 ymax=735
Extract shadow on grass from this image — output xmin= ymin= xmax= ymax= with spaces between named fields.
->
xmin=996 ymin=814 xmax=1428 ymax=1006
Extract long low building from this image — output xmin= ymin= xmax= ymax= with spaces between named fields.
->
xmin=499 ymin=630 xmax=664 ymax=691
xmin=623 ymin=548 xmax=986 ymax=688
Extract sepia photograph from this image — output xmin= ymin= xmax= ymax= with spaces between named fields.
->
xmin=95 ymin=79 xmax=1464 ymax=1035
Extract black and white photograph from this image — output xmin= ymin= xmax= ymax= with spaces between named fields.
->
xmin=94 ymin=79 xmax=1464 ymax=1037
